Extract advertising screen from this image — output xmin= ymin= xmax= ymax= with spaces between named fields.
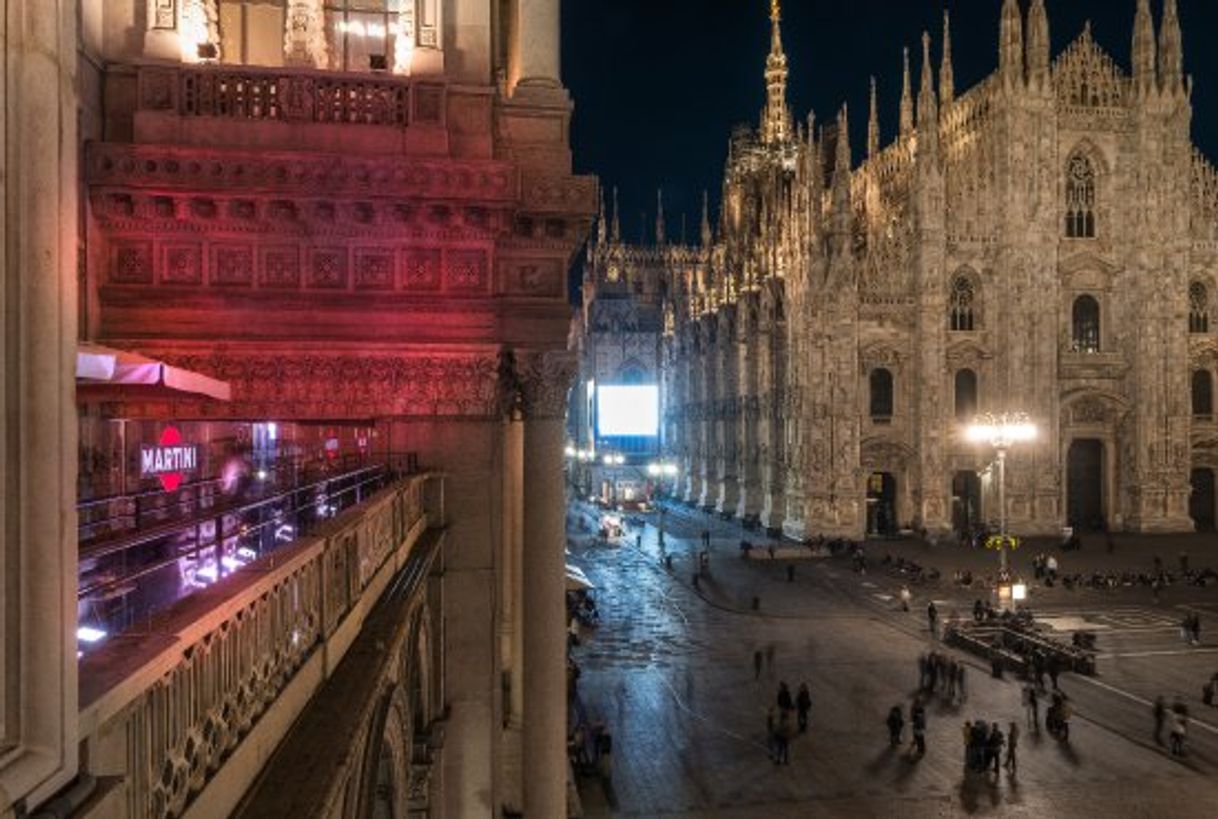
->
xmin=596 ymin=385 xmax=659 ymax=437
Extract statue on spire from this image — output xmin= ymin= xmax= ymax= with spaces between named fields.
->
xmin=762 ymin=0 xmax=792 ymax=145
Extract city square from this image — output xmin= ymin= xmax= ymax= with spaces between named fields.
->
xmin=4 ymin=1 xmax=1218 ymax=818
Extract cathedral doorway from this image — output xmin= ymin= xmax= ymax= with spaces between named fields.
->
xmin=951 ymin=471 xmax=981 ymax=535
xmin=866 ymin=472 xmax=898 ymax=536
xmin=1190 ymin=468 xmax=1216 ymax=532
xmin=1067 ymin=439 xmax=1105 ymax=531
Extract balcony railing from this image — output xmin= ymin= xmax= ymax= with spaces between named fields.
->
xmin=137 ymin=62 xmax=446 ymax=128
xmin=77 ymin=472 xmax=445 ymax=819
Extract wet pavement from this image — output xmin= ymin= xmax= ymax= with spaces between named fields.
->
xmin=568 ymin=502 xmax=1218 ymax=818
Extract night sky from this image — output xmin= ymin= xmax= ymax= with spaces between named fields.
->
xmin=562 ymin=0 xmax=1218 ymax=245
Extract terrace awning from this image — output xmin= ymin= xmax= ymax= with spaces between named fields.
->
xmin=76 ymin=343 xmax=231 ymax=402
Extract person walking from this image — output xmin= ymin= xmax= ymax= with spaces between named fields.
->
xmin=777 ymin=682 xmax=793 ymax=714
xmin=887 ymin=705 xmax=905 ymax=746
xmin=927 ymin=601 xmax=939 ymax=637
xmin=1154 ymin=696 xmax=1167 ymax=745
xmin=1170 ymin=709 xmax=1187 ymax=756
xmin=774 ymin=709 xmax=792 ymax=765
xmin=1026 ymin=685 xmax=1040 ymax=730
xmin=987 ymin=723 xmax=1005 ymax=775
xmin=910 ymin=700 xmax=927 ymax=757
xmin=899 ymin=585 xmax=912 ymax=612
xmin=1005 ymin=721 xmax=1020 ymax=774
xmin=796 ymin=683 xmax=812 ymax=733
xmin=1048 ymin=656 xmax=1060 ymax=690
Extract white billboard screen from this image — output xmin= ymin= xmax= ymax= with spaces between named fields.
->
xmin=597 ymin=385 xmax=659 ymax=437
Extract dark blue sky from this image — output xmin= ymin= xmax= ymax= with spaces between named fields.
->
xmin=562 ymin=0 xmax=1218 ymax=244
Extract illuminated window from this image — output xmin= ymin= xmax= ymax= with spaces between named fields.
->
xmin=869 ymin=368 xmax=894 ymax=421
xmin=1190 ymin=281 xmax=1210 ymax=334
xmin=326 ymin=0 xmax=415 ymax=72
xmin=954 ymin=369 xmax=978 ymax=421
xmin=219 ymin=1 xmax=287 ymax=66
xmin=1194 ymin=370 xmax=1214 ymax=417
xmin=949 ymin=276 xmax=976 ymax=331
xmin=1072 ymin=295 xmax=1101 ymax=353
xmin=1065 ymin=154 xmax=1096 ymax=238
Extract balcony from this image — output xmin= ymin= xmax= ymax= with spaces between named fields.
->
xmin=76 ymin=471 xmax=445 ymax=819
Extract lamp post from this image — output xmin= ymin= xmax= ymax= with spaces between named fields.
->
xmin=965 ymin=412 xmax=1037 ymax=579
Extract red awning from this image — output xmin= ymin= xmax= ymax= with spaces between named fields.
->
xmin=76 ymin=343 xmax=231 ymax=402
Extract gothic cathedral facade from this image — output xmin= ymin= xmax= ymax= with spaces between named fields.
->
xmin=583 ymin=0 xmax=1218 ymax=540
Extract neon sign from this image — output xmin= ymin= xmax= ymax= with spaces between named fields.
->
xmin=140 ymin=426 xmax=199 ymax=491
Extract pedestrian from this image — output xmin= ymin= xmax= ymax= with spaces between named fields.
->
xmin=961 ymin=721 xmax=972 ymax=767
xmin=774 ymin=709 xmax=792 ymax=765
xmin=917 ymin=653 xmax=929 ymax=690
xmin=766 ymin=705 xmax=778 ymax=762
xmin=1046 ymin=554 xmax=1058 ymax=582
xmin=969 ymin=720 xmax=988 ymax=771
xmin=946 ymin=658 xmax=958 ymax=699
xmin=910 ymin=700 xmax=927 ymax=756
xmin=900 ymin=585 xmax=912 ymax=612
xmin=927 ymin=601 xmax=939 ymax=636
xmin=1170 ymin=710 xmax=1187 ymax=756
xmin=1202 ymin=677 xmax=1214 ymax=707
xmin=1192 ymin=614 xmax=1202 ymax=646
xmin=796 ymin=683 xmax=812 ymax=733
xmin=786 ymin=563 xmax=795 ymax=582
xmin=1153 ymin=695 xmax=1167 ymax=745
xmin=1027 ymin=685 xmax=1040 ymax=730
xmin=973 ymin=599 xmax=984 ymax=623
xmin=987 ymin=723 xmax=1005 ymax=775
xmin=1048 ymin=656 xmax=1060 ymax=690
xmin=753 ymin=649 xmax=763 ymax=680
xmin=777 ymin=681 xmax=793 ymax=714
xmin=1005 ymin=721 xmax=1019 ymax=774
xmin=887 ymin=706 xmax=905 ymax=746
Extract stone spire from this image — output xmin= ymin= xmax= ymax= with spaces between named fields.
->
xmin=940 ymin=10 xmax=955 ymax=107
xmin=655 ymin=188 xmax=666 ymax=245
xmin=1159 ymin=0 xmax=1184 ymax=95
xmin=597 ymin=187 xmax=607 ymax=243
xmin=999 ymin=0 xmax=1023 ymax=88
xmin=899 ymin=47 xmax=914 ymax=138
xmin=1026 ymin=0 xmax=1050 ymax=90
xmin=1133 ymin=0 xmax=1156 ymax=95
xmin=918 ymin=31 xmax=937 ymax=127
xmin=700 ymin=191 xmax=713 ymax=246
xmin=867 ymin=76 xmax=880 ymax=159
xmin=918 ymin=31 xmax=940 ymax=165
xmin=832 ymin=104 xmax=852 ymax=240
xmin=762 ymin=0 xmax=792 ymax=145
xmin=611 ymin=187 xmax=621 ymax=242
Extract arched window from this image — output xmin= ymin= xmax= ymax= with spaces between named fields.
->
xmin=949 ymin=276 xmax=976 ymax=332
xmin=954 ymin=369 xmax=978 ymax=422
xmin=1190 ymin=282 xmax=1210 ymax=334
xmin=1065 ymin=154 xmax=1097 ymax=238
xmin=1072 ymin=295 xmax=1101 ymax=353
xmin=1193 ymin=370 xmax=1214 ymax=417
xmin=870 ymin=368 xmax=894 ymax=421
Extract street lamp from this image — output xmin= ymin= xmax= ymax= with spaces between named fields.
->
xmin=965 ymin=412 xmax=1037 ymax=578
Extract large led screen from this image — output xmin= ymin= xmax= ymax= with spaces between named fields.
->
xmin=596 ymin=385 xmax=660 ymax=437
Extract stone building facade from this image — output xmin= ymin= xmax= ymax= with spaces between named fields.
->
xmin=2 ymin=1 xmax=593 ymax=817
xmin=654 ymin=0 xmax=1218 ymax=540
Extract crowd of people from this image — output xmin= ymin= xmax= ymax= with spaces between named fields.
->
xmin=963 ymin=720 xmax=1019 ymax=775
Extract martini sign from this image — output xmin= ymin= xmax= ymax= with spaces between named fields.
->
xmin=140 ymin=426 xmax=199 ymax=491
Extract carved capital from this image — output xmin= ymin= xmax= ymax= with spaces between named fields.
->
xmin=516 ymin=350 xmax=577 ymax=420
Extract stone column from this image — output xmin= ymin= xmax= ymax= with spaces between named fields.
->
xmin=518 ymin=350 xmax=576 ymax=819
xmin=1 ymin=0 xmax=79 ymax=807
xmin=511 ymin=0 xmax=561 ymax=90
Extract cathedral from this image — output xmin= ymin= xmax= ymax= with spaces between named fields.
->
xmin=577 ymin=0 xmax=1218 ymax=540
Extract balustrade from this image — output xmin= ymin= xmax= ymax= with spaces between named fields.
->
xmin=147 ymin=64 xmax=424 ymax=128
xmin=78 ymin=473 xmax=438 ymax=819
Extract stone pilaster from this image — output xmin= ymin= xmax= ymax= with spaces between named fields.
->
xmin=516 ymin=350 xmax=576 ymax=819
xmin=1 ymin=0 xmax=80 ymax=807
xmin=511 ymin=0 xmax=561 ymax=91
